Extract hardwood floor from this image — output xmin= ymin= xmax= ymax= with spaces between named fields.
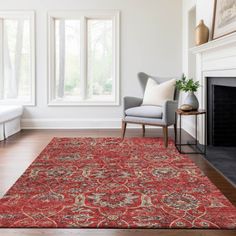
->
xmin=0 ymin=128 xmax=235 ymax=236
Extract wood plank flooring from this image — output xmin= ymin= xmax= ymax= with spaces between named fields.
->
xmin=0 ymin=128 xmax=235 ymax=236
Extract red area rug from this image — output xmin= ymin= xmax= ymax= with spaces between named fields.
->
xmin=0 ymin=137 xmax=236 ymax=229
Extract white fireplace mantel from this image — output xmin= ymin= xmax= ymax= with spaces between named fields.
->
xmin=190 ymin=32 xmax=236 ymax=54
xmin=190 ymin=32 xmax=236 ymax=144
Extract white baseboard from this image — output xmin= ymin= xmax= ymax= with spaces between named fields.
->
xmin=21 ymin=118 xmax=122 ymax=129
xmin=21 ymin=118 xmax=164 ymax=130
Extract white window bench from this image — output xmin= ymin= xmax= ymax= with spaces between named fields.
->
xmin=0 ymin=106 xmax=23 ymax=141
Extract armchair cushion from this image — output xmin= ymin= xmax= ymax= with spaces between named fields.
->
xmin=142 ymin=78 xmax=176 ymax=106
xmin=125 ymin=105 xmax=162 ymax=118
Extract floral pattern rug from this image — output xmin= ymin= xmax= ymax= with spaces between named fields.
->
xmin=0 ymin=137 xmax=236 ymax=228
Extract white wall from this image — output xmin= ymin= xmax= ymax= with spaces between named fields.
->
xmin=182 ymin=0 xmax=214 ymax=136
xmin=196 ymin=0 xmax=215 ymax=37
xmin=182 ymin=0 xmax=196 ymax=75
xmin=0 ymin=0 xmax=183 ymax=129
xmin=182 ymin=0 xmax=214 ymax=73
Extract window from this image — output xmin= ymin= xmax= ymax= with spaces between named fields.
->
xmin=48 ymin=11 xmax=120 ymax=105
xmin=0 ymin=11 xmax=35 ymax=105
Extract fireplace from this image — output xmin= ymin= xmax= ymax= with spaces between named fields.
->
xmin=207 ymin=77 xmax=236 ymax=146
xmin=190 ymin=33 xmax=236 ymax=184
xmin=190 ymin=33 xmax=236 ymax=146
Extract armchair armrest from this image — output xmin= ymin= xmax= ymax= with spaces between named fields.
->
xmin=123 ymin=96 xmax=143 ymax=113
xmin=162 ymin=100 xmax=178 ymax=125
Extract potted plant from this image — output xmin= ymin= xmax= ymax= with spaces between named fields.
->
xmin=175 ymin=74 xmax=200 ymax=111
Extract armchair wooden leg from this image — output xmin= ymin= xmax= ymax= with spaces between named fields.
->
xmin=121 ymin=121 xmax=127 ymax=139
xmin=163 ymin=126 xmax=168 ymax=148
xmin=142 ymin=124 xmax=145 ymax=137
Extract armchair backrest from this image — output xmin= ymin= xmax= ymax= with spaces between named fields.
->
xmin=137 ymin=72 xmax=180 ymax=101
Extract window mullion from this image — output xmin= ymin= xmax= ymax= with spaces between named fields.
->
xmin=58 ymin=19 xmax=66 ymax=98
xmin=80 ymin=16 xmax=87 ymax=100
xmin=13 ymin=19 xmax=24 ymax=98
xmin=49 ymin=16 xmax=56 ymax=101
xmin=30 ymin=12 xmax=36 ymax=105
xmin=0 ymin=19 xmax=3 ymax=99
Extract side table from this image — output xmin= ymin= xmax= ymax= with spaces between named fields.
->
xmin=175 ymin=109 xmax=206 ymax=155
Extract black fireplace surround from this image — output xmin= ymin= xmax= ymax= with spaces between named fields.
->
xmin=207 ymin=77 xmax=236 ymax=146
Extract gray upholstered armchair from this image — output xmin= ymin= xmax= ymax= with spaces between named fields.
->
xmin=122 ymin=72 xmax=179 ymax=147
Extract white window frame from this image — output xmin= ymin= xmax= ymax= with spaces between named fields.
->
xmin=48 ymin=10 xmax=120 ymax=106
xmin=0 ymin=11 xmax=35 ymax=106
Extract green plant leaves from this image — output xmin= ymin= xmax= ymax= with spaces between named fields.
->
xmin=175 ymin=74 xmax=200 ymax=92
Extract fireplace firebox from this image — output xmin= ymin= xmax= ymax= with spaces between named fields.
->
xmin=207 ymin=77 xmax=236 ymax=146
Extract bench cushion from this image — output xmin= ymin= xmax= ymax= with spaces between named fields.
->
xmin=0 ymin=105 xmax=23 ymax=123
xmin=125 ymin=105 xmax=162 ymax=118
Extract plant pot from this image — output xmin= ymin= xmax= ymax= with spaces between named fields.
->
xmin=184 ymin=92 xmax=199 ymax=110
